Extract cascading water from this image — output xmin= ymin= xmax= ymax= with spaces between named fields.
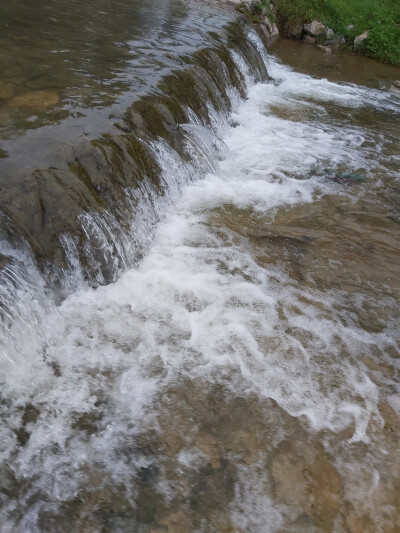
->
xmin=1 ymin=1 xmax=400 ymax=531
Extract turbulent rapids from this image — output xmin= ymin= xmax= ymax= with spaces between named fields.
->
xmin=0 ymin=1 xmax=400 ymax=531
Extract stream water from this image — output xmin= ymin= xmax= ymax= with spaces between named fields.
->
xmin=1 ymin=2 xmax=400 ymax=532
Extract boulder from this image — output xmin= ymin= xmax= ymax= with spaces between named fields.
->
xmin=326 ymin=28 xmax=334 ymax=38
xmin=346 ymin=24 xmax=354 ymax=31
xmin=262 ymin=16 xmax=279 ymax=45
xmin=304 ymin=20 xmax=326 ymax=36
xmin=354 ymin=30 xmax=369 ymax=47
xmin=303 ymin=35 xmax=316 ymax=44
xmin=324 ymin=36 xmax=345 ymax=46
xmin=391 ymin=80 xmax=400 ymax=91
xmin=287 ymin=25 xmax=303 ymax=39
xmin=316 ymin=44 xmax=332 ymax=53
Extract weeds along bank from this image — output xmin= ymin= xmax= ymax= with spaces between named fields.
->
xmin=233 ymin=0 xmax=400 ymax=66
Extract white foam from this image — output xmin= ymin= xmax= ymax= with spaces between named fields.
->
xmin=1 ymin=53 xmax=399 ymax=527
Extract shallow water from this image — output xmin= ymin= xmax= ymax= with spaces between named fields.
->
xmin=1 ymin=9 xmax=400 ymax=533
xmin=0 ymin=0 xmax=230 ymax=141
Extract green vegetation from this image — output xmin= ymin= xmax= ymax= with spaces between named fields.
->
xmin=236 ymin=2 xmax=266 ymax=24
xmin=238 ymin=0 xmax=400 ymax=66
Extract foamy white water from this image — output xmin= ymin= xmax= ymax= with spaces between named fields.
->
xmin=1 ymin=45 xmax=400 ymax=531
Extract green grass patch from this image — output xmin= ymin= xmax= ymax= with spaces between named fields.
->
xmin=237 ymin=0 xmax=400 ymax=65
xmin=272 ymin=0 xmax=400 ymax=65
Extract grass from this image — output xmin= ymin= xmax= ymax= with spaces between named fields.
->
xmin=239 ymin=0 xmax=400 ymax=66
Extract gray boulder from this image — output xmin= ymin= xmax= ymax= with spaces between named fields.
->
xmin=288 ymin=25 xmax=303 ymax=38
xmin=304 ymin=20 xmax=326 ymax=36
xmin=354 ymin=30 xmax=369 ymax=47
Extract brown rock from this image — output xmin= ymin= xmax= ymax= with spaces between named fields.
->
xmin=10 ymin=90 xmax=59 ymax=110
xmin=271 ymin=452 xmax=311 ymax=508
xmin=271 ymin=446 xmax=343 ymax=529
xmin=233 ymin=430 xmax=260 ymax=464
xmin=316 ymin=44 xmax=332 ymax=53
xmin=287 ymin=25 xmax=303 ymax=39
xmin=310 ymin=455 xmax=342 ymax=514
xmin=0 ymin=81 xmax=15 ymax=100
xmin=160 ymin=510 xmax=192 ymax=533
xmin=346 ymin=513 xmax=376 ymax=533
xmin=197 ymin=434 xmax=220 ymax=469
xmin=303 ymin=35 xmax=316 ymax=44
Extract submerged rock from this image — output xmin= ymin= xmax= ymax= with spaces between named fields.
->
xmin=325 ymin=170 xmax=366 ymax=184
xmin=0 ymin=81 xmax=14 ymax=100
xmin=303 ymin=35 xmax=316 ymax=44
xmin=317 ymin=44 xmax=332 ymax=54
xmin=10 ymin=90 xmax=60 ymax=110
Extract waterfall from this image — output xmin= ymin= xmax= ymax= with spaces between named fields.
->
xmin=1 ymin=9 xmax=400 ymax=531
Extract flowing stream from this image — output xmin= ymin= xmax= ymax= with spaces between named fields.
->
xmin=0 ymin=1 xmax=400 ymax=531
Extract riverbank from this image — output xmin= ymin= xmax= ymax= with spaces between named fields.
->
xmin=229 ymin=0 xmax=400 ymax=67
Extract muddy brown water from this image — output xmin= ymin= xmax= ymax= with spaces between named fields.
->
xmin=0 ymin=7 xmax=400 ymax=533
